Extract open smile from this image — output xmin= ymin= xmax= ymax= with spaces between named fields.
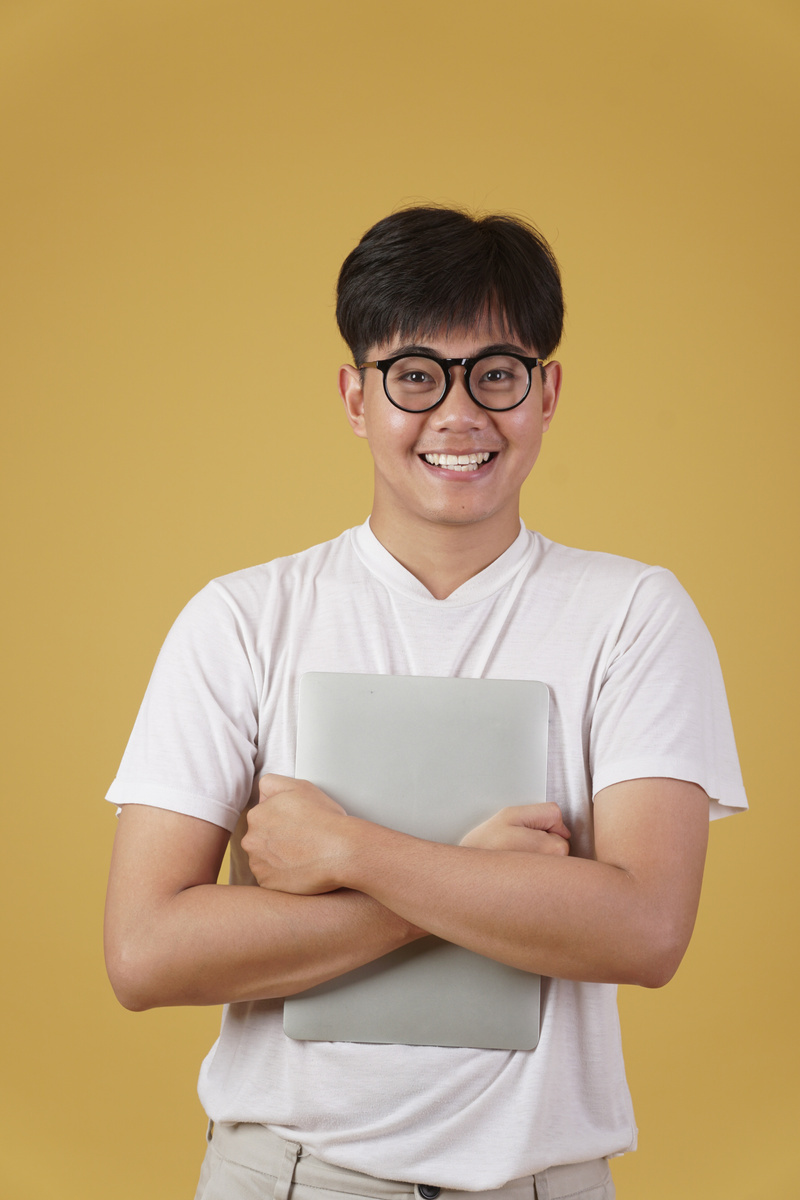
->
xmin=420 ymin=451 xmax=497 ymax=473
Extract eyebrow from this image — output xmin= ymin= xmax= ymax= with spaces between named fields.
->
xmin=384 ymin=341 xmax=533 ymax=359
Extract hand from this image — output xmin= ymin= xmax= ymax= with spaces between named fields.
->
xmin=242 ymin=774 xmax=355 ymax=895
xmin=459 ymin=803 xmax=571 ymax=856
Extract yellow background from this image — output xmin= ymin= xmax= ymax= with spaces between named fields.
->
xmin=1 ymin=1 xmax=797 ymax=1196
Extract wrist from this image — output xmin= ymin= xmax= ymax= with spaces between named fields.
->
xmin=336 ymin=815 xmax=405 ymax=893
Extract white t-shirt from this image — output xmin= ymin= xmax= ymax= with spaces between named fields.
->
xmin=107 ymin=521 xmax=747 ymax=1189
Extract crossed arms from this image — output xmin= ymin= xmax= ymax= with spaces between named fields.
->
xmin=104 ymin=774 xmax=709 ymax=1012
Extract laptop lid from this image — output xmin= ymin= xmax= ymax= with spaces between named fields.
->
xmin=282 ymin=672 xmax=549 ymax=1050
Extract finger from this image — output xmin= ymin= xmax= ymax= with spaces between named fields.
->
xmin=505 ymin=804 xmax=571 ymax=840
xmin=537 ymin=832 xmax=570 ymax=856
xmin=535 ymin=802 xmax=572 ymax=838
xmin=257 ymin=774 xmax=349 ymax=819
xmin=498 ymin=829 xmax=569 ymax=856
xmin=461 ymin=825 xmax=571 ymax=855
xmin=512 ymin=828 xmax=570 ymax=855
xmin=257 ymin=773 xmax=297 ymax=801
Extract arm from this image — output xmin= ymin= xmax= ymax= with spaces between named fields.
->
xmin=103 ymin=803 xmax=425 ymax=1011
xmin=248 ymin=774 xmax=710 ymax=988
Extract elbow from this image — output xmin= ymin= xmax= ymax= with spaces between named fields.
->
xmin=635 ymin=955 xmax=680 ymax=990
xmin=629 ymin=917 xmax=692 ymax=989
xmin=113 ymin=988 xmax=152 ymax=1013
xmin=105 ymin=937 xmax=163 ymax=1012
xmin=107 ymin=971 xmax=152 ymax=1013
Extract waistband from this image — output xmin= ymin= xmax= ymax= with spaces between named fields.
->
xmin=207 ymin=1121 xmax=614 ymax=1199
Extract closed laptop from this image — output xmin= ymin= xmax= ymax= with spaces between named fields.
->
xmin=283 ymin=672 xmax=549 ymax=1050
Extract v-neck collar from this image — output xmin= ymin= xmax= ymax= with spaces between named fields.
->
xmin=350 ymin=518 xmax=536 ymax=607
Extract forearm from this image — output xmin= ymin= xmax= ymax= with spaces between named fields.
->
xmin=112 ymin=883 xmax=423 ymax=1011
xmin=246 ymin=776 xmax=709 ymax=990
xmin=343 ymin=825 xmax=663 ymax=985
xmin=335 ymin=777 xmax=709 ymax=988
xmin=104 ymin=801 xmax=426 ymax=1011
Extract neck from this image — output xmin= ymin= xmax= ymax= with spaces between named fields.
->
xmin=368 ymin=508 xmax=522 ymax=599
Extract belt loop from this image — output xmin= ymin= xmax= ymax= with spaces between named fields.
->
xmin=533 ymin=1168 xmax=551 ymax=1200
xmin=272 ymin=1139 xmax=301 ymax=1200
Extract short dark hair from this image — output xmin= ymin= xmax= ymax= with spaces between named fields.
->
xmin=336 ymin=206 xmax=564 ymax=366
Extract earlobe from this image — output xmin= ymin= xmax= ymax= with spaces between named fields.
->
xmin=339 ymin=364 xmax=368 ymax=439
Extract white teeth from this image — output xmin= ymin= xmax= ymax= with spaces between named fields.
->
xmin=423 ymin=452 xmax=491 ymax=472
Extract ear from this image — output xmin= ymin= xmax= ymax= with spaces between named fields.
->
xmin=339 ymin=364 xmax=368 ymax=439
xmin=541 ymin=360 xmax=562 ymax=431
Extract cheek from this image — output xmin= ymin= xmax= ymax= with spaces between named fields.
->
xmin=364 ymin=406 xmax=426 ymax=451
xmin=506 ymin=413 xmax=543 ymax=456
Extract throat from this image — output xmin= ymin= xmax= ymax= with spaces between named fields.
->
xmin=368 ymin=511 xmax=521 ymax=600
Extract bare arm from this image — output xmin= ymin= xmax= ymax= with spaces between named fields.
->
xmin=103 ymin=803 xmax=425 ymax=1011
xmin=248 ymin=775 xmax=710 ymax=988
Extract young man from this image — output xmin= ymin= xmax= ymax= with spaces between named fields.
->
xmin=105 ymin=207 xmax=747 ymax=1200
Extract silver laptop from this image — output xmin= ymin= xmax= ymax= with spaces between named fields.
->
xmin=283 ymin=672 xmax=549 ymax=1050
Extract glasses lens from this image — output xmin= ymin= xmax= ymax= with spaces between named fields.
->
xmin=468 ymin=355 xmax=530 ymax=409
xmin=385 ymin=357 xmax=446 ymax=410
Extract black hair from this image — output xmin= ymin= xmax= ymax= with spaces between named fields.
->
xmin=336 ymin=206 xmax=564 ymax=366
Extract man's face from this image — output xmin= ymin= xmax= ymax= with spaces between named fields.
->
xmin=339 ymin=319 xmax=561 ymax=545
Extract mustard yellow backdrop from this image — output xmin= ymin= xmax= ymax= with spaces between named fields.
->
xmin=1 ymin=1 xmax=797 ymax=1197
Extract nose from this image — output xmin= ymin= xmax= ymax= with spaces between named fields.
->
xmin=428 ymin=367 xmax=488 ymax=429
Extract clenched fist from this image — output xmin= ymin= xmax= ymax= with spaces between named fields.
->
xmin=242 ymin=774 xmax=356 ymax=894
xmin=460 ymin=803 xmax=571 ymax=856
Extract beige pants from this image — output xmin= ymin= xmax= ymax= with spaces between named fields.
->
xmin=194 ymin=1122 xmax=616 ymax=1200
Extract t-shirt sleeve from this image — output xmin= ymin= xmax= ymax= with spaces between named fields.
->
xmin=589 ymin=568 xmax=747 ymax=819
xmin=106 ymin=583 xmax=260 ymax=831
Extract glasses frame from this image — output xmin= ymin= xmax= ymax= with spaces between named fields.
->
xmin=359 ymin=352 xmax=545 ymax=413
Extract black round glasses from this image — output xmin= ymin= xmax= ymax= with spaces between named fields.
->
xmin=359 ymin=352 xmax=544 ymax=413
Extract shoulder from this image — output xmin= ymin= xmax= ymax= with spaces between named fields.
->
xmin=214 ymin=526 xmax=357 ymax=590
xmin=152 ymin=528 xmax=360 ymax=660
xmin=531 ymin=531 xmax=684 ymax=606
xmin=185 ymin=527 xmax=359 ymax=615
xmin=526 ymin=531 xmax=709 ymax=653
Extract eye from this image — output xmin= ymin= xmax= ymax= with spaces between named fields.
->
xmin=401 ymin=369 xmax=435 ymax=384
xmin=469 ymin=355 xmax=530 ymax=408
xmin=472 ymin=356 xmax=526 ymax=388
xmin=386 ymin=358 xmax=445 ymax=394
